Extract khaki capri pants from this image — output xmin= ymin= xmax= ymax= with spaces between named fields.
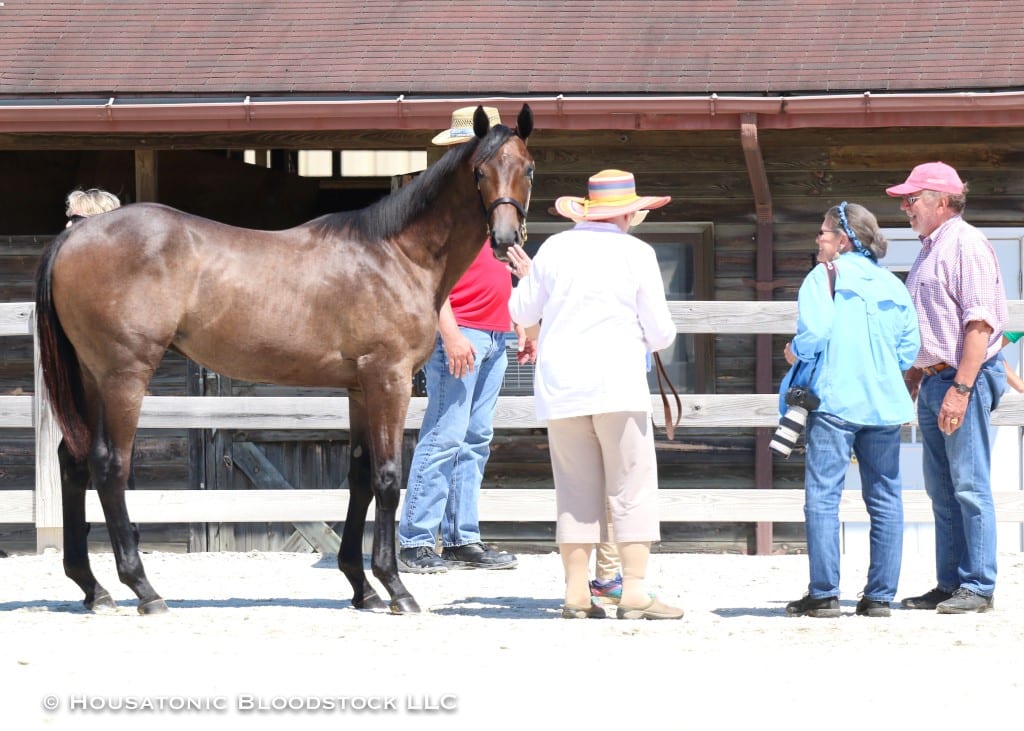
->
xmin=547 ymin=411 xmax=661 ymax=544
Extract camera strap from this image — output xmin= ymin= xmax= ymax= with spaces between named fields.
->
xmin=653 ymin=351 xmax=682 ymax=440
xmin=797 ymin=263 xmax=838 ymax=388
xmin=824 ymin=261 xmax=837 ymax=297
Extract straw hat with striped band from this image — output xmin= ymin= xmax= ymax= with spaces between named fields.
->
xmin=431 ymin=106 xmax=502 ymax=146
xmin=554 ymin=169 xmax=670 ymax=223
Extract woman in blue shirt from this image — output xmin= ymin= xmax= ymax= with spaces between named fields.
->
xmin=780 ymin=202 xmax=920 ymax=618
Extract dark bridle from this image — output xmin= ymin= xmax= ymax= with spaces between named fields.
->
xmin=476 ymin=168 xmax=530 ymax=245
xmin=470 ymin=103 xmax=534 ymax=250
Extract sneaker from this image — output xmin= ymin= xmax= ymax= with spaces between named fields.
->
xmin=398 ymin=546 xmax=448 ymax=574
xmin=936 ymin=587 xmax=994 ymax=614
xmin=900 ymin=587 xmax=954 ymax=610
xmin=855 ymin=597 xmax=891 ymax=617
xmin=785 ymin=594 xmax=840 ymax=618
xmin=441 ymin=542 xmax=518 ymax=570
xmin=589 ymin=574 xmax=623 ymax=604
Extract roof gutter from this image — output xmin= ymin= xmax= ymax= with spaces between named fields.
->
xmin=2 ymin=90 xmax=1024 ymax=133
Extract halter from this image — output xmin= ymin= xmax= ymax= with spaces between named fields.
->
xmin=475 ymin=168 xmax=529 ymax=245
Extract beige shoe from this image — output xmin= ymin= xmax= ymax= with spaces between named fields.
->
xmin=561 ymin=599 xmax=607 ymax=619
xmin=616 ymin=597 xmax=684 ymax=620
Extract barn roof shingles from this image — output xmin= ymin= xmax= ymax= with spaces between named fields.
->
xmin=1 ymin=0 xmax=1023 ymax=97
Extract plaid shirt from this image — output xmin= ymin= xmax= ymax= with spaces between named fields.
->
xmin=905 ymin=215 xmax=1007 ymax=368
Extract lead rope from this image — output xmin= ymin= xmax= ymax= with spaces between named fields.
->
xmin=653 ymin=352 xmax=682 ymax=440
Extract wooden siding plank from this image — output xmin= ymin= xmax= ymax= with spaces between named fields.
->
xmin=0 ymin=488 xmax=1017 ymax=525
xmin=6 ymin=391 xmax=1023 ymax=431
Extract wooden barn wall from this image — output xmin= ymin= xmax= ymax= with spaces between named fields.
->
xmin=2 ymin=125 xmax=1024 ymax=555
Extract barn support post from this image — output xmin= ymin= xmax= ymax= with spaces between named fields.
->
xmin=740 ymin=113 xmax=776 ymax=555
xmin=134 ymin=149 xmax=158 ymax=202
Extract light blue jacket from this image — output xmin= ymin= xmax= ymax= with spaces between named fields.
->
xmin=778 ymin=252 xmax=920 ymax=426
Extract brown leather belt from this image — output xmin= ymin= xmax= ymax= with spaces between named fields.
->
xmin=922 ymin=362 xmax=951 ymax=376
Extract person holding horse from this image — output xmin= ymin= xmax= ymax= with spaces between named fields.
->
xmin=65 ymin=188 xmax=120 ymax=227
xmin=398 ymin=106 xmax=536 ymax=574
xmin=507 ymin=169 xmax=683 ymax=620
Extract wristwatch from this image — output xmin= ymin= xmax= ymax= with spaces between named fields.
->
xmin=952 ymin=381 xmax=974 ymax=395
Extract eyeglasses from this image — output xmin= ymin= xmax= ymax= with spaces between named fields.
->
xmin=902 ymin=194 xmax=923 ymax=206
xmin=817 ymin=228 xmax=839 ymax=238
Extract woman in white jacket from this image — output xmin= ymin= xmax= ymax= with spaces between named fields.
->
xmin=507 ymin=169 xmax=682 ymax=620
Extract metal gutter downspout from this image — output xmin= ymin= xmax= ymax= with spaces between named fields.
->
xmin=740 ymin=112 xmax=776 ymax=556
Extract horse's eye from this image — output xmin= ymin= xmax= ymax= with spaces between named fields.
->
xmin=525 ymin=167 xmax=534 ymax=181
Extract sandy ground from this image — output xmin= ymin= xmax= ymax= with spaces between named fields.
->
xmin=2 ymin=548 xmax=1023 ymax=731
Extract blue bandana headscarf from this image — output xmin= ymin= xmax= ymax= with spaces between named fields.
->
xmin=835 ymin=201 xmax=874 ymax=260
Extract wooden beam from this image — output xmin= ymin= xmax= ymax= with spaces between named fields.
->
xmin=134 ymin=149 xmax=158 ymax=202
xmin=0 ymin=488 xmax=1006 ymax=525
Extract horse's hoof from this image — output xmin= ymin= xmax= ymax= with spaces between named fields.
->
xmin=85 ymin=589 xmax=117 ymax=611
xmin=137 ymin=598 xmax=169 ymax=615
xmin=390 ymin=596 xmax=422 ymax=615
xmin=352 ymin=593 xmax=388 ymax=611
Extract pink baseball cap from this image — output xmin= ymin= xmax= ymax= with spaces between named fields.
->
xmin=885 ymin=161 xmax=964 ymax=196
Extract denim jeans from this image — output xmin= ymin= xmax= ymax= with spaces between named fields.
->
xmin=916 ymin=357 xmax=1005 ymax=597
xmin=399 ymin=328 xmax=507 ymax=549
xmin=804 ymin=412 xmax=904 ymax=601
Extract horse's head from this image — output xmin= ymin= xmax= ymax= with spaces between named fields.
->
xmin=472 ymin=104 xmax=534 ymax=262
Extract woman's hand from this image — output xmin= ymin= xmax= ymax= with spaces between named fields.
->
xmin=506 ymin=244 xmax=531 ymax=279
xmin=783 ymin=341 xmax=797 ymax=366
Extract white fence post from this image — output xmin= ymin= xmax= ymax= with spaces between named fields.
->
xmin=30 ymin=308 xmax=63 ymax=552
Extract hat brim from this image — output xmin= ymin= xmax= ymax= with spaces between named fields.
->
xmin=553 ymin=195 xmax=670 ymax=222
xmin=432 ymin=128 xmax=479 ymax=146
xmin=885 ymin=182 xmax=921 ymax=196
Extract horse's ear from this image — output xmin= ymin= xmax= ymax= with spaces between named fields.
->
xmin=516 ymin=103 xmax=533 ymax=141
xmin=473 ymin=106 xmax=491 ymax=139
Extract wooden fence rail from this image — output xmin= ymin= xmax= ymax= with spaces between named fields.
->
xmin=3 ymin=300 xmax=1024 ymax=552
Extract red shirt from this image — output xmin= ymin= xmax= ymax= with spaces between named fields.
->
xmin=449 ymin=242 xmax=513 ymax=331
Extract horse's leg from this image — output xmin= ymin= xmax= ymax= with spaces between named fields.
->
xmin=338 ymin=391 xmax=388 ymax=610
xmin=360 ymin=369 xmax=419 ymax=614
xmin=58 ymin=440 xmax=116 ymax=610
xmin=89 ymin=383 xmax=167 ymax=615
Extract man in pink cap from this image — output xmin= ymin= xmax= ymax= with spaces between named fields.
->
xmin=888 ymin=162 xmax=1008 ymax=613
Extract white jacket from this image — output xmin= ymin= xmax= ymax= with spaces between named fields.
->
xmin=508 ymin=221 xmax=676 ymax=422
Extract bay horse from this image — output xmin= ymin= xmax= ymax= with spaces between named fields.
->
xmin=34 ymin=104 xmax=534 ymax=615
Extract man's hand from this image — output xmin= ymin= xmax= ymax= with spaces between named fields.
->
xmin=443 ymin=331 xmax=476 ymax=378
xmin=939 ymin=387 xmax=969 ymax=435
xmin=904 ymin=366 xmax=923 ymax=401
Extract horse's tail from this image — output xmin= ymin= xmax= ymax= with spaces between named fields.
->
xmin=34 ymin=234 xmax=91 ymax=461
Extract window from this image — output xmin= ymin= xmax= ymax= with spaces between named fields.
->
xmin=242 ymin=149 xmax=427 ymax=177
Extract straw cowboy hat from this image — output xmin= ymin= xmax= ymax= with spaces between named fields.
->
xmin=432 ymin=106 xmax=502 ymax=146
xmin=554 ymin=169 xmax=670 ymax=223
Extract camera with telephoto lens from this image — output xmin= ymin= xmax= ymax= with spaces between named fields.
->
xmin=769 ymin=386 xmax=821 ymax=458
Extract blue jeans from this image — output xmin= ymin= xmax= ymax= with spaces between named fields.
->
xmin=399 ymin=328 xmax=507 ymax=549
xmin=804 ymin=412 xmax=904 ymax=601
xmin=916 ymin=357 xmax=1005 ymax=597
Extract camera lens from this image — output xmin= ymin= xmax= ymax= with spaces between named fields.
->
xmin=769 ymin=405 xmax=809 ymax=458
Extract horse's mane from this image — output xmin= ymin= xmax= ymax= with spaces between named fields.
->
xmin=312 ymin=124 xmax=517 ymax=241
